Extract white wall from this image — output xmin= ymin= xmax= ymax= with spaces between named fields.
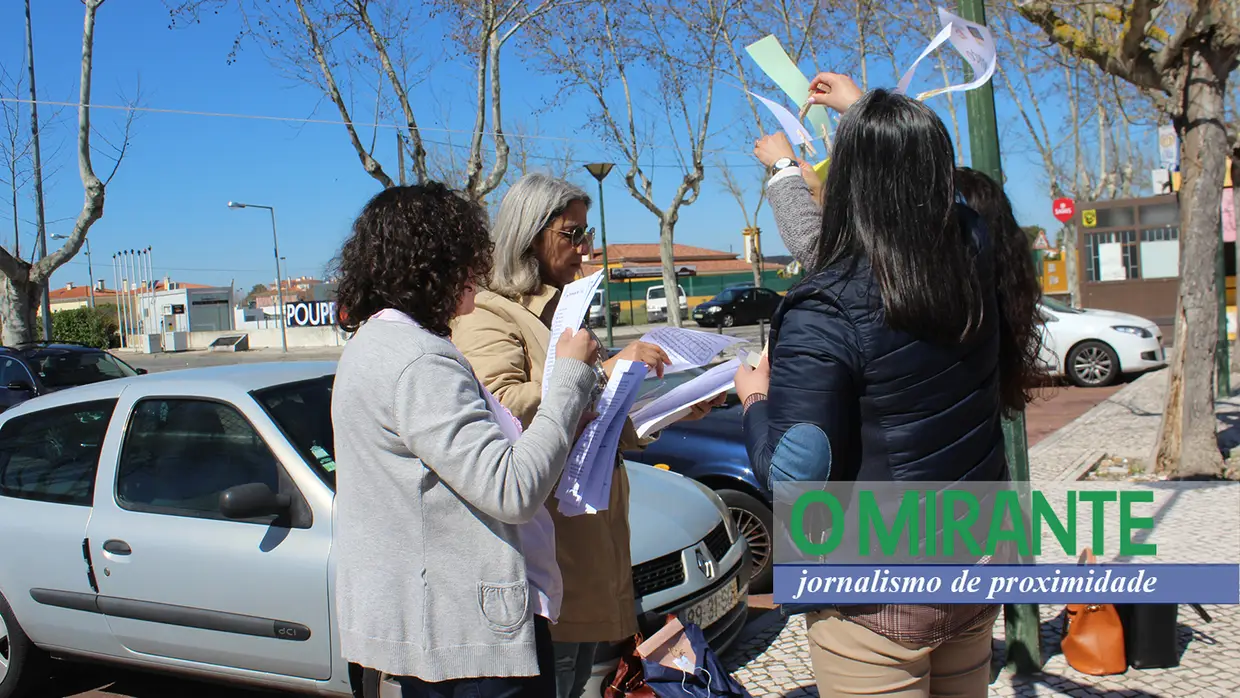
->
xmin=186 ymin=325 xmax=349 ymax=350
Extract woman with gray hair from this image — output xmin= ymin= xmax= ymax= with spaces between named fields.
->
xmin=453 ymin=173 xmax=724 ymax=698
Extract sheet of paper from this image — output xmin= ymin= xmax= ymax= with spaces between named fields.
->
xmin=640 ymin=326 xmax=746 ymax=374
xmin=631 ymin=358 xmax=740 ymax=440
xmin=913 ymin=9 xmax=998 ymax=100
xmin=894 ymin=23 xmax=953 ymax=96
xmin=744 ymin=36 xmax=833 ymax=142
xmin=748 ymin=90 xmax=815 ymax=149
xmin=542 ymin=271 xmax=604 ymax=397
xmin=1098 ymin=242 xmax=1126 ymax=281
xmin=557 ymin=359 xmax=648 ymax=516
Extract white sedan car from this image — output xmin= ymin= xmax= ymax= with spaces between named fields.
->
xmin=0 ymin=363 xmax=749 ymax=698
xmin=1038 ymin=297 xmax=1167 ymax=387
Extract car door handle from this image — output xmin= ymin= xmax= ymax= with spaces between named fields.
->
xmin=103 ymin=539 xmax=131 ymax=555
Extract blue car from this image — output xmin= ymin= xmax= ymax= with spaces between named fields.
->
xmin=623 ymin=367 xmax=774 ymax=593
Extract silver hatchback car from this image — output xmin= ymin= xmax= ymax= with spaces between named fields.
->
xmin=0 ymin=363 xmax=750 ymax=697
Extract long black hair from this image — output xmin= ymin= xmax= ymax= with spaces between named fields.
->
xmin=955 ymin=167 xmax=1046 ymax=415
xmin=815 ymin=89 xmax=983 ymax=345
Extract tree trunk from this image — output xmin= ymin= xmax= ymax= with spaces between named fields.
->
xmin=1151 ymin=54 xmax=1229 ymax=479
xmin=0 ymin=273 xmax=39 ymax=345
xmin=659 ymin=217 xmax=682 ymax=328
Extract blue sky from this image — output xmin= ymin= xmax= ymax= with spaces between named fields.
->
xmin=0 ymin=1 xmax=1139 ymax=296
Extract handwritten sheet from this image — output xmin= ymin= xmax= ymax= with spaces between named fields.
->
xmin=542 ymin=271 xmax=604 ymax=398
xmin=630 ymin=359 xmax=740 ymax=440
xmin=556 ymin=359 xmax=648 ymax=516
xmin=895 ymin=7 xmax=997 ymax=101
xmin=744 ymin=36 xmax=833 ymax=143
xmin=640 ymin=326 xmax=746 ymax=374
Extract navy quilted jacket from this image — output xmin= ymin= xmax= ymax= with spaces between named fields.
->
xmin=743 ymin=204 xmax=1009 ymax=490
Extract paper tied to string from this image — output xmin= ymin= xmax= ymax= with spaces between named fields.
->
xmin=894 ymin=7 xmax=997 ymax=101
xmin=748 ymin=90 xmax=818 ymax=156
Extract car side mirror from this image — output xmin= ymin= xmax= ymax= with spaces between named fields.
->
xmin=1039 ymin=312 xmax=1058 ymax=323
xmin=219 ymin=483 xmax=291 ymax=520
xmin=135 ymin=368 xmax=148 ymax=375
xmin=5 ymin=380 xmax=33 ymax=392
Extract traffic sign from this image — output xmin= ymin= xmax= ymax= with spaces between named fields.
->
xmin=1032 ymin=230 xmax=1052 ymax=251
xmin=1052 ymin=198 xmax=1075 ymax=223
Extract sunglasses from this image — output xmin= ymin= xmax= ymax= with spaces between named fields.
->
xmin=548 ymin=225 xmax=594 ymax=248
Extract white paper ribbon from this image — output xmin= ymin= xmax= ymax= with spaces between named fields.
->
xmin=748 ymin=90 xmax=816 ymax=149
xmin=894 ymin=7 xmax=997 ymax=101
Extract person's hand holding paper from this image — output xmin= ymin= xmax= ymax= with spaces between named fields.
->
xmin=603 ymin=340 xmax=671 ymax=379
xmin=680 ymin=392 xmax=727 ymax=422
xmin=807 ymin=72 xmax=862 ymax=113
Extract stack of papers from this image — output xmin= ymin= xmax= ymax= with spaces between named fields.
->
xmin=630 ymin=358 xmax=740 ymax=439
xmin=542 ymin=271 xmax=604 ymax=397
xmin=556 ymin=359 xmax=648 ymax=516
xmin=639 ymin=326 xmax=745 ymax=375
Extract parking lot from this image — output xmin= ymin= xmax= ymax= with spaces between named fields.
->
xmin=22 ymin=343 xmax=1135 ymax=698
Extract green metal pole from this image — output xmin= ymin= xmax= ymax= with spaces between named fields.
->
xmin=597 ymin=178 xmax=613 ymax=349
xmin=1218 ymin=222 xmax=1230 ymax=396
xmin=955 ymin=0 xmax=1042 ymax=676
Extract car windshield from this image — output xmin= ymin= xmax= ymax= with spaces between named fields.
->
xmin=1041 ymin=297 xmax=1083 ymax=314
xmin=252 ymin=376 xmax=337 ymax=488
xmin=29 ymin=349 xmax=139 ymax=388
xmin=648 ymin=287 xmax=664 ymax=299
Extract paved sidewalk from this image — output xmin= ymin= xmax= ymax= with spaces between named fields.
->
xmin=721 ymin=369 xmax=1240 ymax=697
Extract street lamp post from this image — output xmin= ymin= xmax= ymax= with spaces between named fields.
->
xmin=955 ymin=0 xmax=1040 ymax=675
xmin=228 ymin=201 xmax=288 ymax=353
xmin=584 ymin=163 xmax=615 ymax=348
xmin=51 ymin=234 xmax=94 ymax=308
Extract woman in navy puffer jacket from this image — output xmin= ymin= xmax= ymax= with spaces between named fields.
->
xmin=734 ymin=88 xmax=1043 ymax=697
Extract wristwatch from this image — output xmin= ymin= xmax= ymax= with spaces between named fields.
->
xmin=771 ymin=157 xmax=797 ymax=173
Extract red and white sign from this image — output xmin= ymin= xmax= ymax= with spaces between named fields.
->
xmin=1052 ymin=198 xmax=1076 ymax=223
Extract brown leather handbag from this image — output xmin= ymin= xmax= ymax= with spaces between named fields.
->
xmin=605 ymin=633 xmax=657 ymax=698
xmin=1060 ymin=549 xmax=1127 ymax=676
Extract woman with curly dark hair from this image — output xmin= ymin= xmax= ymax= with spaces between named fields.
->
xmin=329 ymin=182 xmax=600 ymax=697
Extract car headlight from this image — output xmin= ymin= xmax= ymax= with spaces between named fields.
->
xmin=1112 ymin=325 xmax=1152 ymax=338
xmin=707 ymin=306 xmax=721 ymax=313
xmin=688 ymin=479 xmax=739 ymax=543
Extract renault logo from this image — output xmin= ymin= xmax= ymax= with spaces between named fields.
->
xmin=695 ymin=548 xmax=716 ymax=579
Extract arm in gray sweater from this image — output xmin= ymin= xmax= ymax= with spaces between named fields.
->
xmin=767 ymin=170 xmax=823 ymax=270
xmin=394 ymin=351 xmax=596 ymax=525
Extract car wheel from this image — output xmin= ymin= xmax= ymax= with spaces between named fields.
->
xmin=718 ymin=489 xmax=773 ymax=594
xmin=721 ymin=314 xmax=735 ymax=328
xmin=1067 ymin=340 xmax=1120 ymax=387
xmin=0 ymin=591 xmax=48 ymax=698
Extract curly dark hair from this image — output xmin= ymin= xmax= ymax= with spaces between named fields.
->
xmin=331 ymin=182 xmax=493 ymax=337
xmin=954 ymin=167 xmax=1046 ymax=417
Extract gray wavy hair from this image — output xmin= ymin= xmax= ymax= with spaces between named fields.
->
xmin=488 ymin=173 xmax=592 ymax=297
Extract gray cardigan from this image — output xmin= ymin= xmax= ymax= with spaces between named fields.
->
xmin=331 ymin=317 xmax=595 ymax=681
xmin=767 ymin=168 xmax=823 ymax=270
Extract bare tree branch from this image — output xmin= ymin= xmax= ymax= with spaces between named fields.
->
xmin=292 ymin=0 xmax=393 ymax=188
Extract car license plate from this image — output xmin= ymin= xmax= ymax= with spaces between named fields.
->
xmin=682 ymin=578 xmax=740 ymax=629
xmin=693 ymin=311 xmax=704 ymax=319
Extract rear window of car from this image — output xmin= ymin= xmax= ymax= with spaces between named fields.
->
xmin=29 ymin=350 xmax=138 ymax=388
xmin=0 ymin=399 xmax=117 ymax=506
xmin=252 ymin=376 xmax=336 ymax=488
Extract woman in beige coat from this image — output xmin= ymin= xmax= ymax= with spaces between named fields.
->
xmin=452 ymin=173 xmax=724 ymax=698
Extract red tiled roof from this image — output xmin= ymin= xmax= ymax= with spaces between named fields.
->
xmin=587 ymin=243 xmax=738 ymax=264
xmin=582 ymin=258 xmax=781 ymax=276
xmin=49 ymin=286 xmax=118 ymax=302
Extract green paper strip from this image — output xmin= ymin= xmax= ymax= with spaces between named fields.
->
xmin=745 ymin=36 xmax=832 ymax=139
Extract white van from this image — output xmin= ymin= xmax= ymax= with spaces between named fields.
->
xmin=646 ymin=283 xmax=687 ymax=323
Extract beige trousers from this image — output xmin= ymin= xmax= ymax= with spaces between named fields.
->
xmin=804 ymin=610 xmax=995 ymax=698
